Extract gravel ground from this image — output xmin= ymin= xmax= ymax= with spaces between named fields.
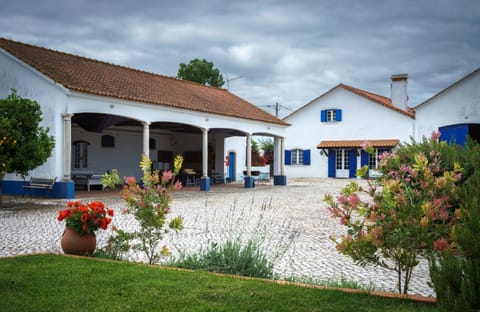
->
xmin=0 ymin=178 xmax=435 ymax=297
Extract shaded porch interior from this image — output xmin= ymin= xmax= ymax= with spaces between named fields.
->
xmin=71 ymin=113 xmax=250 ymax=191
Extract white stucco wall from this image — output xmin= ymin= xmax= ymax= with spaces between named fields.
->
xmin=0 ymin=49 xmax=67 ymax=181
xmin=1 ymin=47 xmax=288 ymax=186
xmin=414 ymin=71 xmax=480 ymax=140
xmin=283 ymin=87 xmax=414 ymax=178
xmin=224 ymin=136 xmax=246 ymax=181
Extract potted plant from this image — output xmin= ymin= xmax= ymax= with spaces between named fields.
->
xmin=57 ymin=200 xmax=114 ymax=255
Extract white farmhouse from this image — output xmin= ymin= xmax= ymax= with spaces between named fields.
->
xmin=283 ymin=76 xmax=415 ymax=178
xmin=413 ymin=68 xmax=480 ymax=145
xmin=0 ymin=38 xmax=289 ymax=198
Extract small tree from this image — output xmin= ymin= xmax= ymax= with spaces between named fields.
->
xmin=258 ymin=138 xmax=274 ymax=176
xmin=251 ymin=139 xmax=265 ymax=166
xmin=323 ymin=132 xmax=463 ymax=294
xmin=102 ymin=155 xmax=184 ymax=264
xmin=0 ymin=90 xmax=55 ymax=204
xmin=177 ymin=58 xmax=225 ymax=87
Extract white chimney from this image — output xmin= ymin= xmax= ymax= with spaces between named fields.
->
xmin=390 ymin=74 xmax=408 ymax=111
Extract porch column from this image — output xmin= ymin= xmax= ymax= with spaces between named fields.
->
xmin=200 ymin=128 xmax=210 ymax=191
xmin=142 ymin=122 xmax=150 ymax=158
xmin=274 ymin=137 xmax=287 ymax=186
xmin=61 ymin=113 xmax=75 ymax=199
xmin=281 ymin=137 xmax=285 ymax=176
xmin=62 ymin=113 xmax=73 ymax=181
xmin=244 ymin=133 xmax=254 ymax=188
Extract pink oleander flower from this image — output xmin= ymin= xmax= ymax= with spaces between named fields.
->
xmin=348 ymin=193 xmax=360 ymax=206
xmin=124 ymin=176 xmax=137 ymax=185
xmin=161 ymin=170 xmax=174 ymax=184
xmin=433 ymin=238 xmax=448 ymax=252
xmin=431 ymin=131 xmax=441 ymax=142
xmin=174 ymin=180 xmax=182 ymax=190
xmin=362 ymin=140 xmax=375 ymax=154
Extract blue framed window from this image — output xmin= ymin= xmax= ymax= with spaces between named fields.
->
xmin=321 ymin=109 xmax=342 ymax=122
xmin=285 ymin=149 xmax=310 ymax=165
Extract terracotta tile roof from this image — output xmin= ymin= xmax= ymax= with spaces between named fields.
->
xmin=283 ymin=84 xmax=414 ymax=120
xmin=317 ymin=139 xmax=400 ymax=149
xmin=0 ymin=38 xmax=288 ymax=126
xmin=340 ymin=84 xmax=415 ymax=118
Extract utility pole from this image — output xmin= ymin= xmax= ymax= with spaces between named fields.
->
xmin=225 ymin=74 xmax=243 ymax=90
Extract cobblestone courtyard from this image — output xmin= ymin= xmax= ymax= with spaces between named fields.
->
xmin=0 ymin=178 xmax=434 ymax=297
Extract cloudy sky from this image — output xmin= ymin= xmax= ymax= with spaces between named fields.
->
xmin=1 ymin=0 xmax=479 ymax=117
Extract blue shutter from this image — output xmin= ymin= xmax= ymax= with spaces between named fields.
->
xmin=336 ymin=109 xmax=342 ymax=121
xmin=320 ymin=110 xmax=326 ymax=122
xmin=284 ymin=150 xmax=291 ymax=165
xmin=360 ymin=150 xmax=369 ymax=177
xmin=328 ymin=149 xmax=336 ymax=177
xmin=303 ymin=149 xmax=311 ymax=165
xmin=349 ymin=149 xmax=357 ymax=178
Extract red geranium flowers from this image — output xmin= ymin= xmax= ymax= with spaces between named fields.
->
xmin=57 ymin=200 xmax=114 ymax=235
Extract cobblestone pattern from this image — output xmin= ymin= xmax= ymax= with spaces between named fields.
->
xmin=0 ymin=179 xmax=434 ymax=297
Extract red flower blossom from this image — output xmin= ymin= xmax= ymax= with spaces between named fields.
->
xmin=57 ymin=200 xmax=114 ymax=235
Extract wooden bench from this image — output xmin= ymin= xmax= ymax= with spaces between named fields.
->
xmin=22 ymin=177 xmax=56 ymax=198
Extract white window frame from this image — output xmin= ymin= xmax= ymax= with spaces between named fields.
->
xmin=291 ymin=149 xmax=304 ymax=165
xmin=336 ymin=149 xmax=349 ymax=170
xmin=73 ymin=141 xmax=89 ymax=169
xmin=326 ymin=109 xmax=337 ymax=122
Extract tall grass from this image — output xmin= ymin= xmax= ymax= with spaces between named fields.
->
xmin=169 ymin=197 xmax=300 ymax=278
xmin=171 ymin=239 xmax=274 ymax=278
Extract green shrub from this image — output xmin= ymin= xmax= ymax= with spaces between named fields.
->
xmin=94 ymin=229 xmax=133 ymax=261
xmin=170 ymin=238 xmax=274 ymax=278
xmin=430 ymin=166 xmax=480 ymax=311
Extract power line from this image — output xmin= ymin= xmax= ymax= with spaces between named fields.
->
xmin=258 ymin=102 xmax=294 ymax=117
xmin=225 ymin=73 xmax=243 ymax=90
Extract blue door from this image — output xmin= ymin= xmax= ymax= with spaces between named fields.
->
xmin=228 ymin=152 xmax=235 ymax=182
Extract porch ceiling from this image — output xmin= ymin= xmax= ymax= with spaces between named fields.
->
xmin=72 ymin=114 xmax=245 ymax=136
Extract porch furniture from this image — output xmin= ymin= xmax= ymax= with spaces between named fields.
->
xmin=22 ymin=177 xmax=56 ymax=198
xmin=71 ymin=169 xmax=104 ymax=192
xmin=242 ymin=171 xmax=269 ymax=185
xmin=184 ymin=169 xmax=198 ymax=186
xmin=210 ymin=170 xmax=226 ymax=184
xmin=257 ymin=172 xmax=270 ymax=184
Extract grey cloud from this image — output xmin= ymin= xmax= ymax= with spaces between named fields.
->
xmin=0 ymin=0 xmax=479 ymax=114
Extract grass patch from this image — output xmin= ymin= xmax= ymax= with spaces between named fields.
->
xmin=0 ymin=254 xmax=438 ymax=311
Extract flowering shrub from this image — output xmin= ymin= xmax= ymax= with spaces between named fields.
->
xmin=430 ymin=140 xmax=480 ymax=310
xmin=57 ymin=200 xmax=114 ymax=235
xmin=323 ymin=132 xmax=463 ymax=294
xmin=102 ymin=154 xmax=184 ymax=264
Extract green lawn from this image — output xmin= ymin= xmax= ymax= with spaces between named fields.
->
xmin=0 ymin=254 xmax=437 ymax=311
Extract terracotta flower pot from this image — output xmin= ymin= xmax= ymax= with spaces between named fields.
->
xmin=61 ymin=226 xmax=96 ymax=256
